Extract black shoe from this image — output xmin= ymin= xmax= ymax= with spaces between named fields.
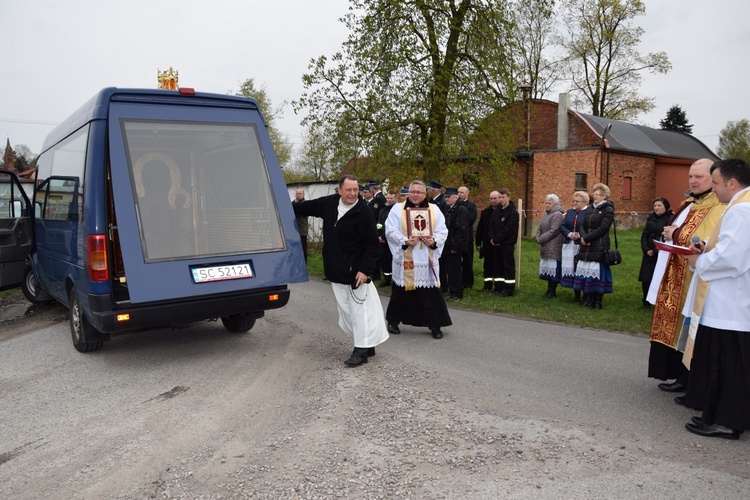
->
xmin=387 ymin=323 xmax=401 ymax=334
xmin=344 ymin=353 xmax=368 ymax=367
xmin=674 ymin=396 xmax=686 ymax=406
xmin=685 ymin=422 xmax=740 ymax=440
xmin=499 ymin=289 xmax=514 ymax=297
xmin=431 ymin=329 xmax=443 ymax=339
xmin=691 ymin=416 xmax=704 ymax=425
xmin=658 ymin=381 xmax=687 ymax=393
xmin=367 ymin=347 xmax=376 ymax=357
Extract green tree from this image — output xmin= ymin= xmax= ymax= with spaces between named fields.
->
xmin=561 ymin=0 xmax=671 ymax=121
xmin=293 ymin=0 xmax=518 ymax=183
xmin=717 ymin=119 xmax=750 ymax=162
xmin=659 ymin=104 xmax=693 ymax=133
xmin=295 ymin=125 xmax=339 ymax=182
xmin=233 ymin=78 xmax=293 ymax=167
xmin=511 ymin=0 xmax=562 ymax=99
xmin=13 ymin=144 xmax=35 ymax=172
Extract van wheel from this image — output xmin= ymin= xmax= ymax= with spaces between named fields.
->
xmin=69 ymin=289 xmax=104 ymax=353
xmin=221 ymin=314 xmax=256 ymax=333
xmin=21 ymin=263 xmax=53 ymax=305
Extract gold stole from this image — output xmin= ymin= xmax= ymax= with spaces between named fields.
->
xmin=649 ymin=193 xmax=722 ymax=348
xmin=682 ymin=189 xmax=750 ymax=366
xmin=400 ymin=203 xmax=437 ymax=291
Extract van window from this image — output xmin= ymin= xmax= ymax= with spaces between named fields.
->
xmin=36 ymin=125 xmax=88 ymax=221
xmin=121 ymin=120 xmax=285 ymax=262
xmin=0 ymin=172 xmax=28 ymax=217
xmin=37 ymin=177 xmax=80 ymax=221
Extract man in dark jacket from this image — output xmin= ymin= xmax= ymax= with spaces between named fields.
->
xmin=458 ymin=186 xmax=477 ymax=289
xmin=427 ymin=180 xmax=447 ymax=213
xmin=475 ymin=191 xmax=500 ymax=291
xmin=292 ymin=175 xmax=389 ymax=367
xmin=377 ymin=191 xmax=397 ymax=287
xmin=440 ymin=188 xmax=470 ymax=300
xmin=488 ymin=189 xmax=519 ymax=296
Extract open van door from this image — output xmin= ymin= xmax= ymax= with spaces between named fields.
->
xmin=0 ymin=169 xmax=33 ymax=291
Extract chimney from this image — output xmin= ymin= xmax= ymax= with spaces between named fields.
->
xmin=557 ymin=93 xmax=570 ymax=150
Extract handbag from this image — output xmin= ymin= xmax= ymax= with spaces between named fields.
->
xmin=604 ymin=219 xmax=622 ymax=266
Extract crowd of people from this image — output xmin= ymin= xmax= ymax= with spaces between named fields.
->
xmin=292 ymin=159 xmax=750 ymax=440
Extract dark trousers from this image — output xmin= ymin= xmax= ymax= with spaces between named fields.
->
xmin=462 ymin=247 xmax=474 ymax=289
xmin=439 ymin=251 xmax=464 ymax=297
xmin=379 ymin=242 xmax=392 ymax=275
xmin=480 ymin=245 xmax=495 ymax=288
xmin=300 ymin=235 xmax=308 ymax=263
xmin=491 ymin=245 xmax=516 ymax=288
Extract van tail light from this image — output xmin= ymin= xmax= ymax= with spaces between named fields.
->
xmin=87 ymin=234 xmax=110 ymax=282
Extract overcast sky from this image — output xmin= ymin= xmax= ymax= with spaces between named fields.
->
xmin=1 ymin=0 xmax=748 ymax=158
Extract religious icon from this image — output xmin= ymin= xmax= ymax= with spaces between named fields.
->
xmin=406 ymin=207 xmax=432 ymax=238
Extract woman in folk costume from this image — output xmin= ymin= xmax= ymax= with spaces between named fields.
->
xmin=535 ymin=194 xmax=565 ymax=298
xmin=385 ymin=180 xmax=452 ymax=339
xmin=574 ymin=183 xmax=615 ymax=309
xmin=558 ymin=191 xmax=589 ymax=302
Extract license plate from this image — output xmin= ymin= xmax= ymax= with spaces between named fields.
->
xmin=191 ymin=262 xmax=253 ymax=283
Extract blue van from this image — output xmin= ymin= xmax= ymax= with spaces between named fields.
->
xmin=0 ymin=87 xmax=308 ymax=352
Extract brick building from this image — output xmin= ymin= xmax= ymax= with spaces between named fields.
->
xmin=486 ymin=94 xmax=719 ymax=234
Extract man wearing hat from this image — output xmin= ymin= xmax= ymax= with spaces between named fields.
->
xmin=368 ymin=180 xmax=387 ymax=221
xmin=367 ymin=180 xmax=386 ymax=280
xmin=427 ymin=180 xmax=447 ymax=213
xmin=398 ymin=186 xmax=409 ymax=203
xmin=440 ymin=188 xmax=470 ymax=300
xmin=377 ymin=191 xmax=397 ymax=287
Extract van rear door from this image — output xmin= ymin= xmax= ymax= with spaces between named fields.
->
xmin=106 ymin=95 xmax=306 ymax=304
xmin=0 ymin=170 xmax=33 ymax=291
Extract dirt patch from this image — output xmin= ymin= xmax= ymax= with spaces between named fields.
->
xmin=0 ymin=289 xmax=67 ymax=342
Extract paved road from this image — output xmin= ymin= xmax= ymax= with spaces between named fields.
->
xmin=1 ymin=279 xmax=748 ymax=498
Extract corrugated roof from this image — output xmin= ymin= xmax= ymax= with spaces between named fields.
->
xmin=575 ymin=112 xmax=719 ymax=161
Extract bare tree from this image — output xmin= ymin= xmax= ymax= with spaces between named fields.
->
xmin=511 ymin=0 xmax=562 ymax=99
xmin=560 ymin=0 xmax=671 ymax=120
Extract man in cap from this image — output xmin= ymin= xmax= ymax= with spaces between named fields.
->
xmin=440 ymin=187 xmax=470 ymax=300
xmin=427 ymin=180 xmax=446 ymax=213
xmin=458 ymin=186 xmax=477 ymax=289
xmin=399 ymin=186 xmax=409 ymax=203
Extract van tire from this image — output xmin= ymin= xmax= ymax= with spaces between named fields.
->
xmin=221 ymin=314 xmax=256 ymax=333
xmin=21 ymin=263 xmax=53 ymax=305
xmin=69 ymin=289 xmax=104 ymax=353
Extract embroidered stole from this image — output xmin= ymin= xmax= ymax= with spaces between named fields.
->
xmin=649 ymin=193 xmax=722 ymax=348
xmin=400 ymin=203 xmax=438 ymax=291
xmin=682 ymin=189 xmax=750 ymax=365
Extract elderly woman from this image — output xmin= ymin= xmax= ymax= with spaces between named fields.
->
xmin=638 ymin=197 xmax=672 ymax=309
xmin=574 ymin=183 xmax=615 ymax=309
xmin=536 ymin=194 xmax=565 ymax=298
xmin=558 ymin=191 xmax=590 ymax=302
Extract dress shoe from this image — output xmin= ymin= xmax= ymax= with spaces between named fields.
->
xmin=387 ymin=323 xmax=401 ymax=334
xmin=674 ymin=395 xmax=686 ymax=406
xmin=685 ymin=422 xmax=740 ymax=440
xmin=431 ymin=329 xmax=443 ymax=339
xmin=658 ymin=381 xmax=687 ymax=393
xmin=351 ymin=347 xmax=376 ymax=357
xmin=367 ymin=347 xmax=376 ymax=357
xmin=691 ymin=416 xmax=704 ymax=426
xmin=344 ymin=354 xmax=368 ymax=367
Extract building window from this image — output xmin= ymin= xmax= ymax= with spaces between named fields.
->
xmin=574 ymin=173 xmax=587 ymax=191
xmin=623 ymin=176 xmax=632 ymax=199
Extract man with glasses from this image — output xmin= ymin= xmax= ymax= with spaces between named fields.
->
xmin=384 ymin=180 xmax=452 ymax=339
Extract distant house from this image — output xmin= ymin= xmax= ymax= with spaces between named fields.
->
xmin=484 ymin=94 xmax=719 ymax=233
